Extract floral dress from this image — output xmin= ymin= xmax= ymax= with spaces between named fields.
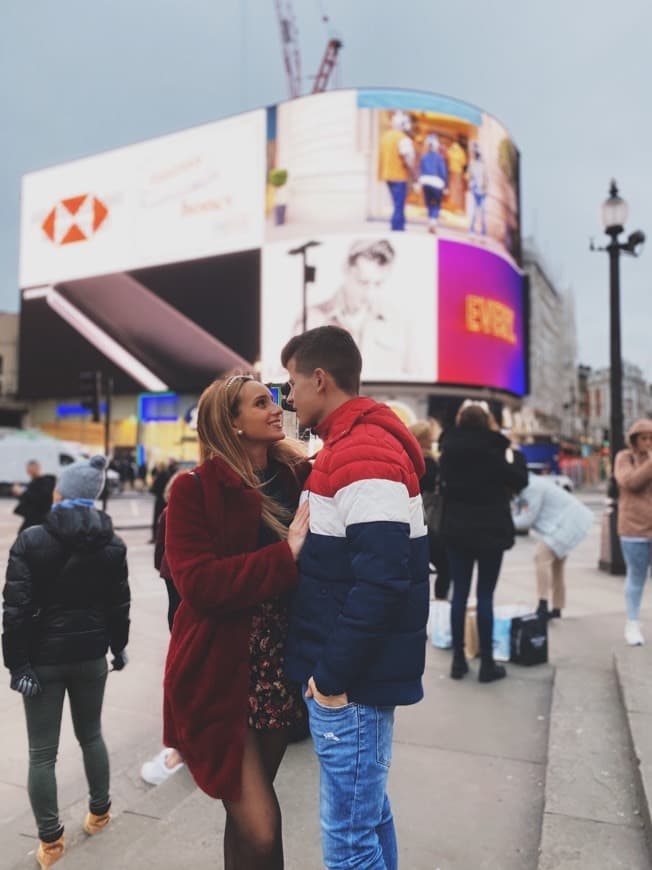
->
xmin=247 ymin=464 xmax=306 ymax=730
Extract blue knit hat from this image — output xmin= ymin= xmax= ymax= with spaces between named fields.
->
xmin=57 ymin=455 xmax=107 ymax=500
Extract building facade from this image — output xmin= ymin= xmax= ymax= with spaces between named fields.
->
xmin=0 ymin=312 xmax=27 ymax=427
xmin=514 ymin=240 xmax=578 ymax=440
xmin=586 ymin=362 xmax=652 ymax=445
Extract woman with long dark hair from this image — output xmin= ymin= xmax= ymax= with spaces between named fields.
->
xmin=163 ymin=375 xmax=310 ymax=869
xmin=439 ymin=403 xmax=527 ymax=682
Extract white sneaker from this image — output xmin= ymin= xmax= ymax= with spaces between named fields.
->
xmin=140 ymin=748 xmax=184 ymax=785
xmin=625 ymin=621 xmax=645 ymax=646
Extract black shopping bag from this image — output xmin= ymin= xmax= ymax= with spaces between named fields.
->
xmin=510 ymin=613 xmax=548 ymax=666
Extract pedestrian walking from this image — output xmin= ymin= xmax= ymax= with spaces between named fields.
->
xmin=140 ymin=470 xmax=185 ymax=786
xmin=281 ymin=326 xmax=429 ymax=870
xmin=512 ymin=473 xmax=593 ymax=619
xmin=410 ymin=420 xmax=450 ymax=600
xmin=148 ymin=459 xmax=177 ymax=543
xmin=377 ymin=110 xmax=416 ymax=231
xmin=2 ymin=456 xmax=130 ymax=868
xmin=468 ymin=142 xmax=488 ymax=236
xmin=419 ymin=135 xmax=448 ymax=233
xmin=439 ymin=402 xmax=527 ymax=682
xmin=163 ymin=375 xmax=311 ymax=869
xmin=12 ymin=461 xmax=56 ymax=531
xmin=614 ymin=419 xmax=652 ymax=646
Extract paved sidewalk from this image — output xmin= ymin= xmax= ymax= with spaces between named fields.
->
xmin=0 ymin=489 xmax=648 ymax=869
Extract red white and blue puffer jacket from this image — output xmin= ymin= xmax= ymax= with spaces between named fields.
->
xmin=284 ymin=397 xmax=430 ymax=707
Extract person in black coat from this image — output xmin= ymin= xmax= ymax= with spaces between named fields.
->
xmin=439 ymin=403 xmax=527 ymax=683
xmin=410 ymin=421 xmax=450 ymax=600
xmin=12 ymin=461 xmax=56 ymax=532
xmin=149 ymin=459 xmax=178 ymax=543
xmin=2 ymin=456 xmax=130 ymax=868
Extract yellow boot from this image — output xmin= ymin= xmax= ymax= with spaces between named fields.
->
xmin=83 ymin=809 xmax=111 ymax=835
xmin=36 ymin=835 xmax=64 ymax=868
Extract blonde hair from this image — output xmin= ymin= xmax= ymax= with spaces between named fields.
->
xmin=196 ymin=375 xmax=305 ymax=540
xmin=409 ymin=421 xmax=434 ymax=456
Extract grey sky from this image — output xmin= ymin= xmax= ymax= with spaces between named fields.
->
xmin=1 ymin=0 xmax=650 ymax=375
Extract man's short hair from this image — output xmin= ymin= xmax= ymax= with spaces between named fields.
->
xmin=281 ymin=326 xmax=362 ymax=395
xmin=347 ymin=239 xmax=395 ymax=269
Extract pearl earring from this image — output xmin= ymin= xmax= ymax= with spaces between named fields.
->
xmin=237 ymin=429 xmax=243 ymax=436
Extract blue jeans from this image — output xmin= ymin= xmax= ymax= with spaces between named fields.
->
xmin=470 ymin=188 xmax=486 ymax=235
xmin=305 ymin=692 xmax=397 ymax=869
xmin=620 ymin=539 xmax=652 ymax=620
xmin=386 ymin=181 xmax=407 ymax=231
xmin=423 ymin=185 xmax=443 ymax=220
xmin=447 ymin=548 xmax=504 ymax=661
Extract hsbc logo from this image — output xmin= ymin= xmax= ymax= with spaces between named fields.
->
xmin=42 ymin=194 xmax=109 ymax=245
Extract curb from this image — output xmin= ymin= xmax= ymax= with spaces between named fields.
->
xmin=613 ymin=650 xmax=652 ymax=857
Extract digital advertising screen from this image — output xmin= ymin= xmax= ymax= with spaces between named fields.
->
xmin=266 ymin=88 xmax=521 ymax=266
xmin=19 ymin=88 xmax=526 ymax=400
xmin=262 ymin=233 xmax=438 ymax=384
xmin=437 ymin=240 xmax=526 ymax=395
xmin=20 ymin=110 xmax=266 ymax=288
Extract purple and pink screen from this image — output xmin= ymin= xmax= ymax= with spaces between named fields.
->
xmin=438 ymin=241 xmax=526 ymax=396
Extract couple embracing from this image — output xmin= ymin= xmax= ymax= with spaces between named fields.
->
xmin=163 ymin=326 xmax=430 ymax=869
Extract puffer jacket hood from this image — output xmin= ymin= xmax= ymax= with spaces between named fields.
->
xmin=627 ymin=419 xmax=652 ymax=446
xmin=315 ymin=397 xmax=426 ymax=480
xmin=43 ymin=506 xmax=115 ymax=553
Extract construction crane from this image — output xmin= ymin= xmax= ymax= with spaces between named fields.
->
xmin=274 ymin=0 xmax=302 ymax=99
xmin=312 ymin=37 xmax=342 ymax=93
xmin=274 ymin=0 xmax=342 ymax=98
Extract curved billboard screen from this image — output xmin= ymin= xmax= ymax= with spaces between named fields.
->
xmin=19 ymin=88 xmax=526 ymax=398
xmin=263 ymin=88 xmax=525 ymax=395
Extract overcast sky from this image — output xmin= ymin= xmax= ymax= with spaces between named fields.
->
xmin=1 ymin=0 xmax=650 ymax=375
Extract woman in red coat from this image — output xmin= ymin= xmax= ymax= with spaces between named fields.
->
xmin=163 ymin=374 xmax=310 ymax=869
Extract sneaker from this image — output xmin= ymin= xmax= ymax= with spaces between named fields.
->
xmin=550 ymin=608 xmax=562 ymax=619
xmin=141 ymin=748 xmax=184 ymax=785
xmin=625 ymin=620 xmax=645 ymax=646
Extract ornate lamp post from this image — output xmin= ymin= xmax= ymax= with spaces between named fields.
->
xmin=593 ymin=180 xmax=645 ymax=574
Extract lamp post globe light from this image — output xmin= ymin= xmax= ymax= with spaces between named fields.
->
xmin=593 ymin=180 xmax=645 ymax=574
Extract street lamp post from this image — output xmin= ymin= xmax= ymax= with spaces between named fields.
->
xmin=592 ymin=180 xmax=645 ymax=574
xmin=288 ymin=241 xmax=321 ymax=332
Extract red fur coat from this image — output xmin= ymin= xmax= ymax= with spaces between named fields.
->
xmin=162 ymin=454 xmax=307 ymax=800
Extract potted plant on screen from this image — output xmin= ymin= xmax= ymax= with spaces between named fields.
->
xmin=268 ymin=168 xmax=288 ymax=225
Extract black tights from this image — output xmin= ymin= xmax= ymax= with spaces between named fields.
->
xmin=222 ymin=727 xmax=290 ymax=870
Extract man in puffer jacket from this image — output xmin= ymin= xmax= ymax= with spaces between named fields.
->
xmin=513 ymin=473 xmax=593 ymax=619
xmin=281 ymin=325 xmax=429 ymax=870
xmin=2 ymin=456 xmax=130 ymax=869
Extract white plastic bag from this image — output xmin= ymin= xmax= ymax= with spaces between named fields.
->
xmin=493 ymin=604 xmax=530 ymax=661
xmin=429 ymin=600 xmax=452 ymax=649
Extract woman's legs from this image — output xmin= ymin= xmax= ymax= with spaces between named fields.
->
xmin=476 ymin=551 xmax=504 ymax=662
xmin=23 ymin=666 xmax=67 ymax=840
xmin=621 ymin=539 xmax=652 ymax=621
xmin=223 ymin=727 xmax=290 ymax=870
xmin=447 ymin=548 xmax=475 ymax=658
xmin=430 ymin=533 xmax=451 ymax=600
xmin=66 ymin=659 xmax=111 ymax=816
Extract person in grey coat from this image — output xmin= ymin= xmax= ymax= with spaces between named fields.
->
xmin=513 ymin=473 xmax=593 ymax=619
